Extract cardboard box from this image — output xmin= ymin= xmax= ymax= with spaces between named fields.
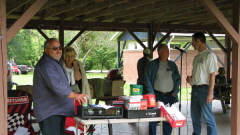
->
xmin=104 ymin=80 xmax=125 ymax=96
xmin=160 ymin=103 xmax=186 ymax=128
xmin=89 ymin=84 xmax=94 ymax=98
xmin=16 ymin=85 xmax=33 ymax=95
xmin=111 ymin=80 xmax=125 ymax=96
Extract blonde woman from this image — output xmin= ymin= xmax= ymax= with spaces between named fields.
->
xmin=63 ymin=46 xmax=92 ymax=103
xmin=63 ymin=46 xmax=92 ymax=131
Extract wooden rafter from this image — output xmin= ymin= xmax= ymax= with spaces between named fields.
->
xmin=6 ymin=0 xmax=31 ymax=15
xmin=6 ymin=19 xmax=222 ymax=32
xmin=153 ymin=30 xmax=172 ymax=51
xmin=126 ymin=28 xmax=146 ymax=49
xmin=119 ymin=0 xmax=229 ymax=23
xmin=66 ymin=27 xmax=87 ymax=46
xmin=64 ymin=0 xmax=127 ymax=20
xmin=6 ymin=0 xmax=48 ymax=44
xmin=43 ymin=0 xmax=92 ymax=19
xmin=82 ymin=0 xmax=161 ymax=21
xmin=207 ymin=31 xmax=227 ymax=53
xmin=199 ymin=0 xmax=239 ymax=44
xmin=40 ymin=0 xmax=65 ymax=11
xmin=35 ymin=26 xmax=49 ymax=40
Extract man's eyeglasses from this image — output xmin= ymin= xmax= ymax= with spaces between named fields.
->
xmin=46 ymin=46 xmax=63 ymax=51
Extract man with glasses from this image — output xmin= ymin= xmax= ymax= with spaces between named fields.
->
xmin=186 ymin=32 xmax=218 ymax=135
xmin=33 ymin=38 xmax=88 ymax=135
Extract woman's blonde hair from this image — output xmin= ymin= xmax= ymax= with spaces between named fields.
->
xmin=64 ymin=46 xmax=77 ymax=59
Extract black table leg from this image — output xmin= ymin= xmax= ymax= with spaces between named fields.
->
xmin=108 ymin=124 xmax=113 ymax=135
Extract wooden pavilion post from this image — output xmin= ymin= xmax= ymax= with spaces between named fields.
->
xmin=231 ymin=0 xmax=240 ymax=135
xmin=0 ymin=0 xmax=8 ymax=134
xmin=199 ymin=1 xmax=240 ymax=134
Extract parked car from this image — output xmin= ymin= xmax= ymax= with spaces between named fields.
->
xmin=27 ymin=66 xmax=34 ymax=72
xmin=12 ymin=65 xmax=21 ymax=75
xmin=18 ymin=65 xmax=29 ymax=74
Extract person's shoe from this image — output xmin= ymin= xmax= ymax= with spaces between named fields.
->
xmin=225 ymin=104 xmax=231 ymax=109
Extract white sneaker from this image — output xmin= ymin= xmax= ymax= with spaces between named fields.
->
xmin=225 ymin=104 xmax=231 ymax=109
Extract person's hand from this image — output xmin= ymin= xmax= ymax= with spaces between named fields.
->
xmin=68 ymin=92 xmax=89 ymax=103
xmin=73 ymin=60 xmax=78 ymax=66
xmin=186 ymin=76 xmax=192 ymax=83
xmin=206 ymin=93 xmax=213 ymax=103
xmin=171 ymin=93 xmax=176 ymax=97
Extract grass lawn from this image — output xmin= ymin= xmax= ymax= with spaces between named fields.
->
xmin=12 ymin=72 xmax=191 ymax=101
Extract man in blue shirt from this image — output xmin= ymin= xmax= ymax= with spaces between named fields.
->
xmin=33 ymin=38 xmax=88 ymax=135
xmin=145 ymin=44 xmax=181 ymax=135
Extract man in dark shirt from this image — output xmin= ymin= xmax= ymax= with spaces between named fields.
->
xmin=33 ymin=38 xmax=88 ymax=135
xmin=137 ymin=48 xmax=150 ymax=94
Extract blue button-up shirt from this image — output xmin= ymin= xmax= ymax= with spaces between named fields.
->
xmin=145 ymin=58 xmax=181 ymax=101
xmin=33 ymin=53 xmax=75 ymax=122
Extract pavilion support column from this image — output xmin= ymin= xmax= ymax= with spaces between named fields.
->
xmin=225 ymin=36 xmax=231 ymax=80
xmin=231 ymin=0 xmax=240 ymax=135
xmin=148 ymin=22 xmax=155 ymax=59
xmin=59 ymin=20 xmax=64 ymax=47
xmin=117 ymin=41 xmax=121 ymax=68
xmin=0 ymin=0 xmax=8 ymax=134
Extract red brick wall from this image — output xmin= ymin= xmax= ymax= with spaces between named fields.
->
xmin=123 ymin=49 xmax=229 ymax=87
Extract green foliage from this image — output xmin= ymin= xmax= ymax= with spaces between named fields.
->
xmin=84 ymin=58 xmax=93 ymax=71
xmin=7 ymin=30 xmax=118 ymax=69
xmin=7 ymin=29 xmax=44 ymax=66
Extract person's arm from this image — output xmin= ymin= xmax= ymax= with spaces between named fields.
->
xmin=73 ymin=60 xmax=82 ymax=81
xmin=144 ymin=62 xmax=155 ymax=94
xmin=7 ymin=69 xmax=11 ymax=77
xmin=207 ymin=72 xmax=216 ymax=103
xmin=7 ymin=64 xmax=11 ymax=77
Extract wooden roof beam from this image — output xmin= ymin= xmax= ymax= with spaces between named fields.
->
xmin=6 ymin=0 xmax=48 ymax=44
xmin=6 ymin=0 xmax=31 ymax=15
xmin=35 ymin=26 xmax=49 ymax=40
xmin=199 ymin=0 xmax=239 ymax=44
xmin=153 ymin=30 xmax=172 ymax=51
xmin=120 ymin=1 xmax=230 ymax=23
xmin=102 ymin=0 xmax=207 ymax=22
xmin=6 ymin=19 xmax=222 ymax=31
xmin=66 ymin=27 xmax=87 ymax=46
xmin=40 ymin=0 xmax=65 ymax=11
xmin=82 ymin=0 xmax=161 ymax=21
xmin=43 ymin=0 xmax=92 ymax=19
xmin=207 ymin=31 xmax=227 ymax=53
xmin=126 ymin=28 xmax=146 ymax=49
xmin=64 ymin=0 xmax=127 ymax=20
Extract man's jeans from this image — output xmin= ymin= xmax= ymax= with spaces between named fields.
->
xmin=7 ymin=81 xmax=13 ymax=90
xmin=191 ymin=86 xmax=218 ymax=135
xmin=39 ymin=115 xmax=66 ymax=135
xmin=149 ymin=92 xmax=176 ymax=135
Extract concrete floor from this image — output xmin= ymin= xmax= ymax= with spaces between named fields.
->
xmin=32 ymin=100 xmax=231 ymax=135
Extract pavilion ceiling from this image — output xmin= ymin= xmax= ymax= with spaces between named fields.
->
xmin=6 ymin=0 xmax=233 ymax=33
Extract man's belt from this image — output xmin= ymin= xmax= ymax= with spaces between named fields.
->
xmin=192 ymin=84 xmax=208 ymax=89
xmin=154 ymin=90 xmax=172 ymax=95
